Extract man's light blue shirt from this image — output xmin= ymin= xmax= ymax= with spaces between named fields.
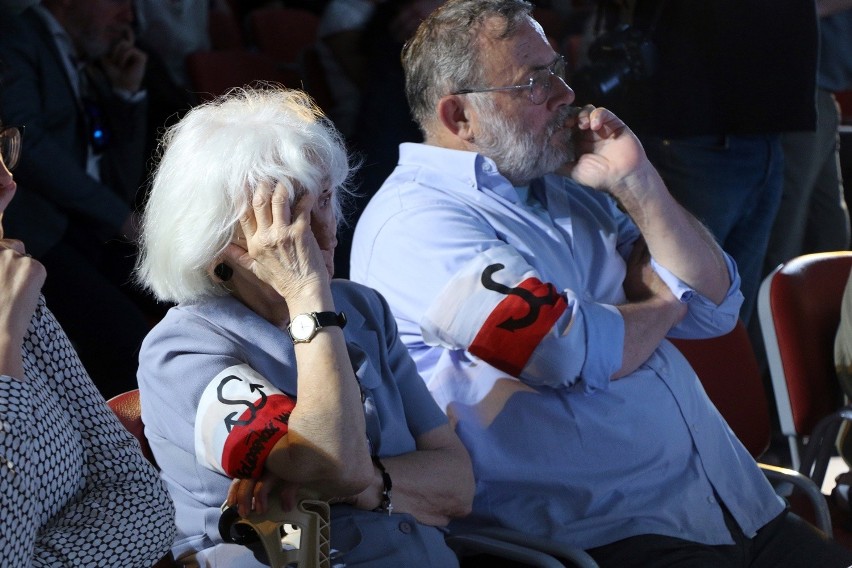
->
xmin=350 ymin=142 xmax=784 ymax=549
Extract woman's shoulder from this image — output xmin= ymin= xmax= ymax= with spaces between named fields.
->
xmin=331 ymin=279 xmax=387 ymax=312
xmin=331 ymin=279 xmax=396 ymax=331
xmin=140 ymin=295 xmax=272 ymax=367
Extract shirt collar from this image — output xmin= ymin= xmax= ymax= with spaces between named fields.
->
xmin=397 ymin=142 xmax=522 ymax=203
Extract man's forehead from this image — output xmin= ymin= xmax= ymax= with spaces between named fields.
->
xmin=477 ymin=15 xmax=553 ymax=79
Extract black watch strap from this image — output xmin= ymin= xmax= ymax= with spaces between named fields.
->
xmin=315 ymin=311 xmax=347 ymax=329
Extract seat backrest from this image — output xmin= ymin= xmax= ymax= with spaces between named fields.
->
xmin=248 ymin=7 xmax=319 ymax=65
xmin=759 ymin=252 xmax=852 ymax=444
xmin=107 ymin=388 xmax=158 ymax=467
xmin=670 ymin=320 xmax=771 ymax=459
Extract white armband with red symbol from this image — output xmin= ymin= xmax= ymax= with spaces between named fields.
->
xmin=421 ymin=245 xmax=570 ymax=378
xmin=195 ymin=364 xmax=296 ymax=479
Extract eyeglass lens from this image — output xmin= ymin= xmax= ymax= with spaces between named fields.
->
xmin=530 ymin=57 xmax=567 ymax=105
xmin=0 ymin=126 xmax=22 ymax=171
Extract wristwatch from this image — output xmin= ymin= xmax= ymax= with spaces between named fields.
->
xmin=287 ymin=311 xmax=347 ymax=343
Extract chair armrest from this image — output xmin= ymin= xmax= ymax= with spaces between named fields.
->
xmin=799 ymin=406 xmax=852 ymax=487
xmin=760 ymin=462 xmax=833 ymax=535
xmin=450 ymin=526 xmax=599 ymax=568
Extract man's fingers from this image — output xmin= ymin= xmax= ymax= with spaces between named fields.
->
xmin=0 ymin=237 xmax=27 ymax=256
xmin=589 ymin=107 xmax=626 ymax=138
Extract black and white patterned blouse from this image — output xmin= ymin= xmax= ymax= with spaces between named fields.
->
xmin=0 ymin=297 xmax=176 ymax=566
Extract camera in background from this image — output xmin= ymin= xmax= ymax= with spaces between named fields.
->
xmin=570 ymin=24 xmax=658 ymax=108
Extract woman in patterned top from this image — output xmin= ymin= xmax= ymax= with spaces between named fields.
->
xmin=0 ymin=125 xmax=177 ymax=566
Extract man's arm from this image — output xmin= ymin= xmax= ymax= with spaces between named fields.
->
xmin=563 ymin=107 xmax=731 ymax=305
xmin=560 ymin=107 xmax=734 ymax=376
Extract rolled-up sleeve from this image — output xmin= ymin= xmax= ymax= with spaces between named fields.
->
xmin=651 ymin=254 xmax=744 ymax=339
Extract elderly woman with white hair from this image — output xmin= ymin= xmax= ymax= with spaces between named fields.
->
xmin=135 ymin=87 xmax=474 ymax=567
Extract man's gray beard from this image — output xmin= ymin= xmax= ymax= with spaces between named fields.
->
xmin=473 ymin=98 xmax=574 ymax=186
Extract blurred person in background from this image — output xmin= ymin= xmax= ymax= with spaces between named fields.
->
xmin=0 ymin=0 xmax=158 ymax=397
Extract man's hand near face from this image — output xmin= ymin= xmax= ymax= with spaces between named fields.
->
xmin=101 ymin=27 xmax=147 ymax=94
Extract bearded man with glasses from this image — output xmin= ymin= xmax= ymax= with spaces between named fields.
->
xmin=350 ymin=0 xmax=852 ymax=566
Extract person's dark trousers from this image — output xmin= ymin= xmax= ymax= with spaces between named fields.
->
xmin=642 ymin=133 xmax=783 ymax=326
xmin=38 ymin=233 xmax=156 ymax=400
xmin=587 ymin=506 xmax=852 ymax=568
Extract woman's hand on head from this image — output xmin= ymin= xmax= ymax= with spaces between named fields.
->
xmin=226 ymin=180 xmax=331 ymax=302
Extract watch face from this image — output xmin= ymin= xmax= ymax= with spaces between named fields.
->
xmin=290 ymin=314 xmax=317 ymax=342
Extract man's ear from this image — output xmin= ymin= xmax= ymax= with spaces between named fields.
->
xmin=436 ymin=95 xmax=475 ymax=142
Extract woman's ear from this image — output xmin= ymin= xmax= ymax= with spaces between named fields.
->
xmin=436 ymin=95 xmax=475 ymax=142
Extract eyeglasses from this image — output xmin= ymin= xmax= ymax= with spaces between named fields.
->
xmin=451 ymin=56 xmax=568 ymax=105
xmin=0 ymin=125 xmax=24 ymax=171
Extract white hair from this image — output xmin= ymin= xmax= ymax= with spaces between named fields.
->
xmin=136 ymin=86 xmax=354 ymax=304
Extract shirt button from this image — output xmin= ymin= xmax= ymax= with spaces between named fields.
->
xmin=706 ymin=496 xmax=715 ymax=504
xmin=398 ymin=521 xmax=412 ymax=534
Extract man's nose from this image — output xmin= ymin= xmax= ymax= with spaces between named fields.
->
xmin=550 ymin=76 xmax=575 ymax=109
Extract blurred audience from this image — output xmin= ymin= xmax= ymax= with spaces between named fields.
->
xmin=0 ymin=125 xmax=176 ymax=568
xmin=317 ymin=0 xmax=377 ymax=140
xmin=763 ymin=0 xmax=852 ymax=276
xmin=333 ymin=0 xmax=443 ymax=279
xmin=0 ymin=0 xmax=159 ymax=398
xmin=135 ymin=0 xmax=231 ymax=90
